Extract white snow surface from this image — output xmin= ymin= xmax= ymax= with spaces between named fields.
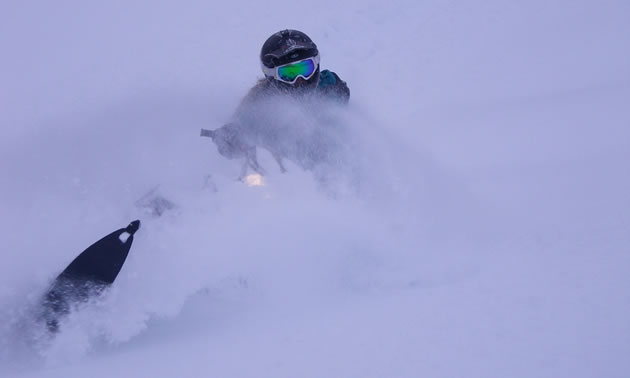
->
xmin=1 ymin=0 xmax=630 ymax=377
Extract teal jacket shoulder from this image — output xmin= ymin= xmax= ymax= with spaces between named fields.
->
xmin=318 ymin=69 xmax=350 ymax=104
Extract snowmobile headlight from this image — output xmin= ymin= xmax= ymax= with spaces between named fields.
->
xmin=244 ymin=173 xmax=265 ymax=187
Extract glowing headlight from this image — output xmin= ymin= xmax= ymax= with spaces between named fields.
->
xmin=244 ymin=173 xmax=265 ymax=187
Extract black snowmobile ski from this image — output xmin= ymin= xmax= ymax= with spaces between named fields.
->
xmin=41 ymin=220 xmax=141 ymax=332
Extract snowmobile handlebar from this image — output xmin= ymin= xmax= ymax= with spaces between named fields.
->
xmin=200 ymin=128 xmax=216 ymax=139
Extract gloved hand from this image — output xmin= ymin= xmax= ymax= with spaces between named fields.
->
xmin=201 ymin=123 xmax=253 ymax=160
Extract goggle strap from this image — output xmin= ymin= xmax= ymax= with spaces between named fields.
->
xmin=261 ymin=63 xmax=276 ymax=78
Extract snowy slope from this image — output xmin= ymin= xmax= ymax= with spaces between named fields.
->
xmin=1 ymin=0 xmax=629 ymax=377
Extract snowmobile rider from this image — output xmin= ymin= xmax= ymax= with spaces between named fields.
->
xmin=202 ymin=29 xmax=350 ymax=173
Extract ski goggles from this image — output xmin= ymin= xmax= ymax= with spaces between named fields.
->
xmin=262 ymin=55 xmax=320 ymax=84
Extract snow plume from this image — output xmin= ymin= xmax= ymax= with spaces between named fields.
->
xmin=0 ymin=84 xmax=473 ymax=371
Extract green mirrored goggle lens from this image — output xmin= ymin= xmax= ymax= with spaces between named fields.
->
xmin=276 ymin=58 xmax=316 ymax=82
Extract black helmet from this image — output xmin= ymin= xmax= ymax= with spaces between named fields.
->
xmin=260 ymin=30 xmax=320 ymax=89
xmin=260 ymin=29 xmax=319 ymax=68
